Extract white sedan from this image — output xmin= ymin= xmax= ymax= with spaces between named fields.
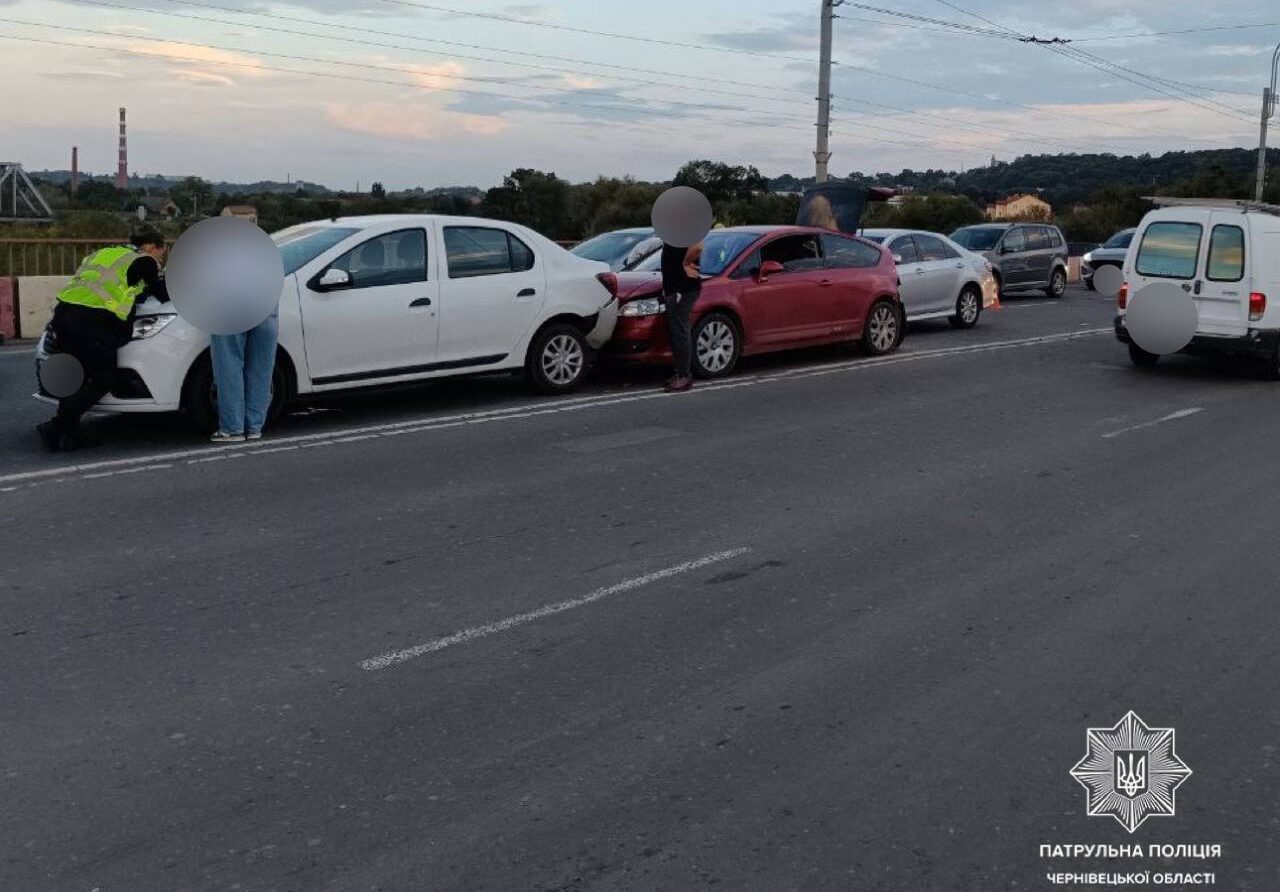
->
xmin=36 ymin=214 xmax=619 ymax=429
xmin=861 ymin=229 xmax=998 ymax=328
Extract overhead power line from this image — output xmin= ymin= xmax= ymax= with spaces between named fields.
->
xmin=927 ymin=0 xmax=1258 ymax=126
xmin=81 ymin=0 xmax=1152 ymax=157
xmin=1071 ymin=22 xmax=1280 ymax=43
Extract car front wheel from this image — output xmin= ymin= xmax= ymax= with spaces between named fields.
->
xmin=692 ymin=311 xmax=741 ymax=378
xmin=527 ymin=323 xmax=589 ymax=394
xmin=182 ymin=352 xmax=289 ymax=433
xmin=949 ymin=286 xmax=982 ymax=329
xmin=862 ymin=300 xmax=902 ymax=356
xmin=1128 ymin=343 xmax=1160 ymax=368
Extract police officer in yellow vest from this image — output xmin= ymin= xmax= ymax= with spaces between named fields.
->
xmin=37 ymin=229 xmax=170 ymax=451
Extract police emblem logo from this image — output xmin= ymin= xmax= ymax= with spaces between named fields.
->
xmin=1070 ymin=711 xmax=1192 ymax=833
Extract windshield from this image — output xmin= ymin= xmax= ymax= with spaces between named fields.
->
xmin=571 ymin=231 xmax=652 ymax=265
xmin=1103 ymin=230 xmax=1135 ymax=249
xmin=632 ymin=232 xmax=762 ymax=277
xmin=950 ymin=227 xmax=1004 ymax=251
xmin=273 ymin=225 xmax=360 ymax=275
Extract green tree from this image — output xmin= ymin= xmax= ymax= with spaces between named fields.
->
xmin=479 ymin=169 xmax=573 ymax=238
xmin=370 ymin=181 xmax=386 ymax=199
xmin=673 ymin=160 xmax=768 ymax=205
xmin=170 ymin=176 xmax=216 ymax=219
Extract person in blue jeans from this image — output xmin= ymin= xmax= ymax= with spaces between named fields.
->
xmin=209 ymin=312 xmax=278 ymax=443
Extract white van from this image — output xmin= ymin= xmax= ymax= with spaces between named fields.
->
xmin=1115 ymin=202 xmax=1280 ymax=373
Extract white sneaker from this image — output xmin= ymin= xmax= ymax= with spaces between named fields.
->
xmin=246 ymin=431 xmax=263 ymax=441
xmin=210 ymin=431 xmax=246 ymax=444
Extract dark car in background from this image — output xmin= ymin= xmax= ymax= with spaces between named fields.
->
xmin=570 ymin=227 xmax=661 ymax=272
xmin=608 ymin=225 xmax=904 ymax=378
xmin=1081 ymin=228 xmax=1136 ymax=289
xmin=950 ymin=222 xmax=1070 ymax=298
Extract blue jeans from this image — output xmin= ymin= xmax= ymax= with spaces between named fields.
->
xmin=210 ymin=316 xmax=278 ymax=435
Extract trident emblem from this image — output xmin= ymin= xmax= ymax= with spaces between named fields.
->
xmin=1114 ymin=751 xmax=1148 ymax=799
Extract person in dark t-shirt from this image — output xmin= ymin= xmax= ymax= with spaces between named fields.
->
xmin=660 ymin=239 xmax=704 ymax=393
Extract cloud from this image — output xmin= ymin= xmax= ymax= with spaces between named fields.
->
xmin=325 ymin=101 xmax=508 ymax=140
xmin=399 ymin=60 xmax=466 ymax=90
xmin=501 ymin=3 xmax=558 ymax=21
xmin=1204 ymin=44 xmax=1269 ymax=57
xmin=703 ymin=23 xmax=816 ymax=53
xmin=114 ymin=38 xmax=271 ymax=81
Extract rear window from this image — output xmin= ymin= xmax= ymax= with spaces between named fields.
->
xmin=1207 ymin=225 xmax=1245 ymax=282
xmin=950 ymin=227 xmax=1003 ymax=251
xmin=1136 ymin=222 xmax=1202 ymax=279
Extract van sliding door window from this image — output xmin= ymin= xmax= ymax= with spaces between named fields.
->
xmin=1206 ymin=226 xmax=1245 ymax=282
xmin=1135 ymin=222 xmax=1202 ymax=280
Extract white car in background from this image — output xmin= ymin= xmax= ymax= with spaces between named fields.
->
xmin=861 ymin=229 xmax=999 ymax=328
xmin=35 ymin=215 xmax=620 ymax=429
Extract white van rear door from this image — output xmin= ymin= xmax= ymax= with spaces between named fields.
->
xmin=1196 ymin=213 xmax=1251 ymax=337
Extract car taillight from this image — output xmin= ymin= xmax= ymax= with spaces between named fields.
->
xmin=1118 ymin=283 xmax=1129 ymax=310
xmin=596 ymin=272 xmax=619 ymax=298
xmin=1250 ymin=292 xmax=1266 ymax=321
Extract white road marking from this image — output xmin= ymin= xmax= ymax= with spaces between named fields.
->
xmin=0 ymin=327 xmax=1110 ymax=492
xmin=83 ymin=462 xmax=173 ymax=480
xmin=360 ymin=547 xmax=751 ymax=671
xmin=1101 ymin=407 xmax=1204 ymax=440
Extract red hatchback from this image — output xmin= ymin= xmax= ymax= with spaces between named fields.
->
xmin=606 ymin=225 xmax=904 ymax=378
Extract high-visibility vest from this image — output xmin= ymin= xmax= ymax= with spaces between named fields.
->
xmin=57 ymin=246 xmax=146 ymax=321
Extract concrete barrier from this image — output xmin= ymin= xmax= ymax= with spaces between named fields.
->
xmin=16 ymin=275 xmax=69 ymax=338
xmin=0 ymin=278 xmax=15 ymax=341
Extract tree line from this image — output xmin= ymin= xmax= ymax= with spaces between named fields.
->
xmin=15 ymin=148 xmax=1280 ymax=247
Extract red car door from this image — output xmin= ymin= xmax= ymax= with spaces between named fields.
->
xmin=820 ymin=233 xmax=887 ymax=333
xmin=738 ymin=233 xmax=833 ymax=347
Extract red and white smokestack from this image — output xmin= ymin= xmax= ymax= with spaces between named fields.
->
xmin=116 ymin=107 xmax=128 ymax=190
xmin=71 ymin=146 xmax=79 ymax=195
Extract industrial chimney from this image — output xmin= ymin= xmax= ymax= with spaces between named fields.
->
xmin=71 ymin=146 xmax=80 ymax=195
xmin=116 ymin=107 xmax=128 ymax=190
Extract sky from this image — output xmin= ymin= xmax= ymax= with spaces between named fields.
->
xmin=4 ymin=0 xmax=1278 ymax=190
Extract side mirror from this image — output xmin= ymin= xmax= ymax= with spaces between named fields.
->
xmin=316 ymin=268 xmax=351 ymax=290
xmin=757 ymin=260 xmax=786 ymax=282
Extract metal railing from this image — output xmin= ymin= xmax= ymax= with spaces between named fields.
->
xmin=0 ymin=238 xmax=127 ymax=278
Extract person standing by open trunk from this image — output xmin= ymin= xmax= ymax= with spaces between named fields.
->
xmin=660 ymin=239 xmax=704 ymax=393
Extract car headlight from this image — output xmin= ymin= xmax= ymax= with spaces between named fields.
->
xmin=132 ymin=314 xmax=177 ymax=340
xmin=1083 ymin=251 xmax=1094 ymax=263
xmin=621 ymin=297 xmax=664 ymax=317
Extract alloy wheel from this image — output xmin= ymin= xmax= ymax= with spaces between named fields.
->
xmin=541 ymin=333 xmax=585 ymax=386
xmin=868 ymin=304 xmax=899 ymax=353
xmin=959 ymin=291 xmax=980 ymax=324
xmin=697 ymin=319 xmax=736 ymax=374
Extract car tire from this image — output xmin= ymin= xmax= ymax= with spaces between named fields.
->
xmin=527 ymin=323 xmax=590 ymax=394
xmin=1045 ymin=267 xmax=1067 ymax=298
xmin=1128 ymin=343 xmax=1160 ymax=368
xmin=861 ymin=299 xmax=902 ymax=356
xmin=692 ymin=311 xmax=741 ymax=379
xmin=949 ymin=286 xmax=982 ymax=329
xmin=182 ymin=351 xmax=289 ymax=433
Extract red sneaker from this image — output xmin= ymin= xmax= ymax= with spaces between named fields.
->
xmin=663 ymin=376 xmax=694 ymax=393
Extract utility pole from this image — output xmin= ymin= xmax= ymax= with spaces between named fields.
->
xmin=1255 ymin=42 xmax=1279 ymax=202
xmin=815 ymin=0 xmax=842 ymax=183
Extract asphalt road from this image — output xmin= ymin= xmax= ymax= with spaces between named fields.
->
xmin=2 ymin=288 xmax=1277 ymax=891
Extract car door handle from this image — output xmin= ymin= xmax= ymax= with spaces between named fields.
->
xmin=409 ymin=297 xmax=432 ymax=308
xmin=517 ymin=288 xmax=537 ymax=298
xmin=914 ymin=268 xmax=928 ymax=274
xmin=819 ymin=279 xmax=833 ymax=287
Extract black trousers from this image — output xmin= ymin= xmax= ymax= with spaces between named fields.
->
xmin=665 ymin=286 xmax=701 ymax=379
xmin=49 ymin=303 xmax=127 ymax=431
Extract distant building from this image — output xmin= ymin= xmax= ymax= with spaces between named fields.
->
xmin=139 ymin=196 xmax=182 ymax=220
xmin=221 ymin=205 xmax=259 ymax=224
xmin=986 ymin=193 xmax=1052 ymax=221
